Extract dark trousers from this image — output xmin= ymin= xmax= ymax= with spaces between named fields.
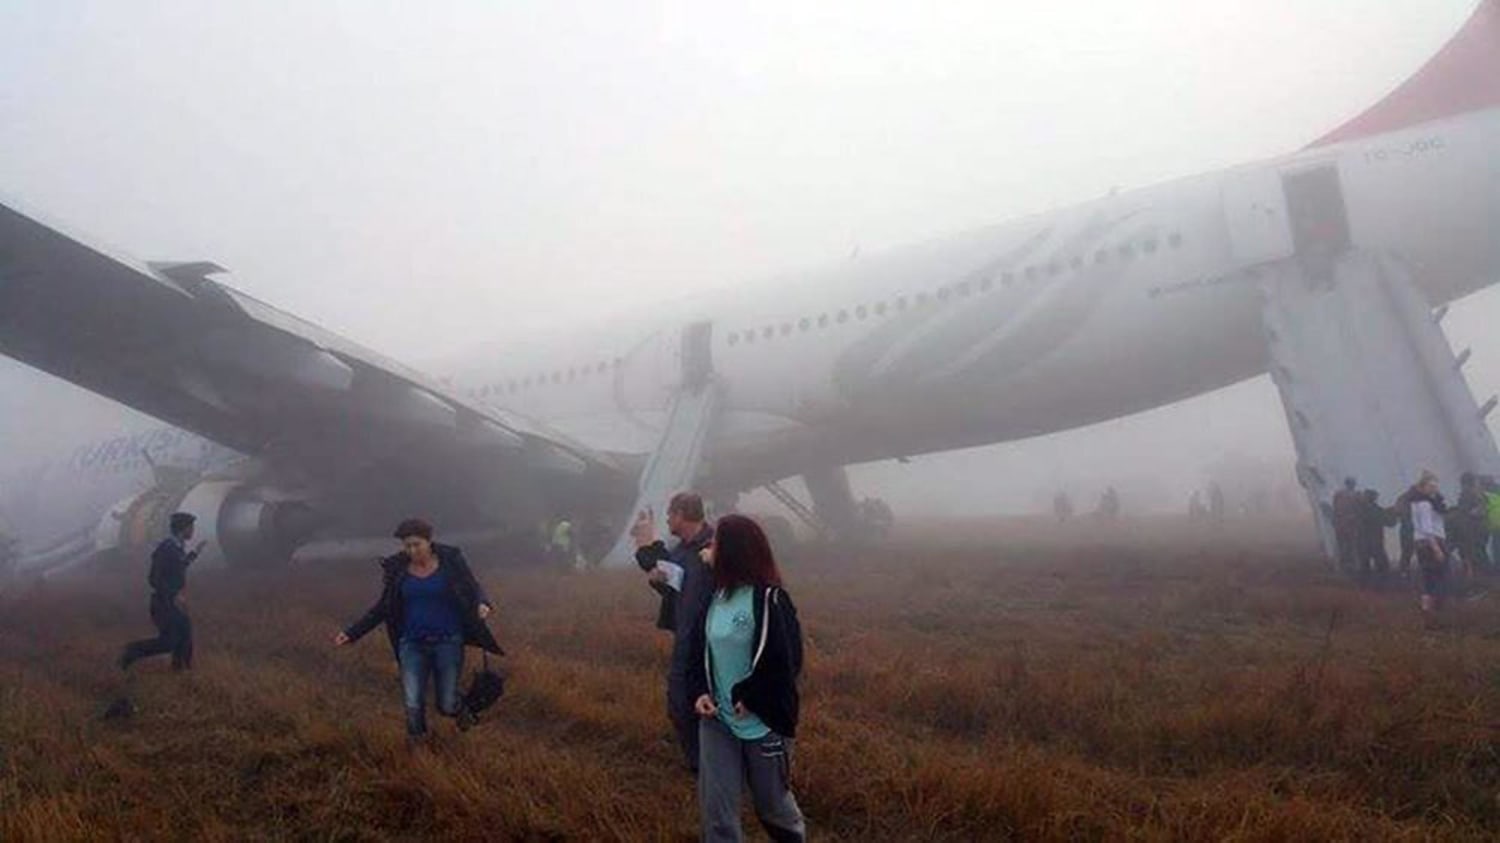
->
xmin=1335 ymin=530 xmax=1359 ymax=572
xmin=1361 ymin=539 xmax=1390 ymax=575
xmin=122 ymin=595 xmax=193 ymax=670
xmin=667 ymin=658 xmax=700 ymax=771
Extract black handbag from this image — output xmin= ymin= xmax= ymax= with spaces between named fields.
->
xmin=463 ymin=651 xmax=506 ymax=716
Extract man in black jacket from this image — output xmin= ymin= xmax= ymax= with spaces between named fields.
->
xmin=634 ymin=491 xmax=714 ymax=772
xmin=120 ymin=512 xmax=206 ymax=671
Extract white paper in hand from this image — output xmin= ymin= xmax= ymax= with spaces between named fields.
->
xmin=655 ymin=560 xmax=685 ymax=592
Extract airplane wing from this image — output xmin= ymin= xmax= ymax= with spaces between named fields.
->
xmin=0 ymin=196 xmax=624 ymax=530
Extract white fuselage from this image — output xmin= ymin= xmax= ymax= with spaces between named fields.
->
xmin=446 ymin=110 xmax=1500 ymax=490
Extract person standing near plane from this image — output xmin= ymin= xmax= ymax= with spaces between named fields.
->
xmin=687 ymin=513 xmax=806 ymax=843
xmin=334 ymin=518 xmax=500 ymax=741
xmin=1356 ymin=489 xmax=1395 ymax=578
xmin=1409 ymin=471 xmax=1450 ymax=626
xmin=119 ymin=512 xmax=206 ymax=671
xmin=1454 ymin=472 xmax=1490 ymax=572
xmin=1331 ymin=477 xmax=1362 ymax=572
xmin=633 ymin=491 xmax=715 ymax=773
xmin=1052 ymin=491 xmax=1073 ymax=523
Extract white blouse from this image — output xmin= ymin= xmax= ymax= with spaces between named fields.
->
xmin=1411 ymin=500 xmax=1446 ymax=542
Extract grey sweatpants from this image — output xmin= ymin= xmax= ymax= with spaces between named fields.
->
xmin=699 ymin=716 xmax=806 ymax=843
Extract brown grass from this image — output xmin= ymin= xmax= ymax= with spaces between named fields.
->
xmin=3 ymin=517 xmax=1500 ymax=841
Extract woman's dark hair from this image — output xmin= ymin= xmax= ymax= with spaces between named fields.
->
xmin=393 ymin=518 xmax=434 ymax=541
xmin=712 ymin=514 xmax=783 ymax=594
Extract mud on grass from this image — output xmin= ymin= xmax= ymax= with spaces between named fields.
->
xmin=3 ymin=517 xmax=1500 ymax=841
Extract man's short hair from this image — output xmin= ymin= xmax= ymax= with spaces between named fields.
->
xmin=393 ymin=518 xmax=435 ymax=541
xmin=667 ymin=492 xmax=705 ymax=523
xmin=169 ymin=512 xmax=196 ymax=535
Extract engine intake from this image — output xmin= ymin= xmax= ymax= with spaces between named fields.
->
xmin=97 ymin=481 xmax=318 ymax=568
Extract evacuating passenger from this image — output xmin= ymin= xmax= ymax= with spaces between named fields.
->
xmin=1097 ymin=486 xmax=1121 ymax=520
xmin=633 ymin=492 xmax=715 ymax=773
xmin=1053 ymin=491 xmax=1074 ymax=523
xmin=549 ymin=517 xmax=580 ymax=569
xmin=1394 ymin=483 xmax=1419 ymax=576
xmin=1331 ymin=477 xmax=1362 ymax=572
xmin=119 ymin=512 xmax=206 ymax=671
xmin=1357 ymin=489 xmax=1395 ymax=577
xmin=686 ymin=514 xmax=806 ymax=843
xmin=1484 ymin=476 xmax=1500 ymax=570
xmin=1188 ymin=491 xmax=1207 ymax=520
xmin=334 ymin=518 xmax=501 ymax=742
xmin=1454 ymin=472 xmax=1490 ymax=572
xmin=1409 ymin=472 xmax=1449 ymax=626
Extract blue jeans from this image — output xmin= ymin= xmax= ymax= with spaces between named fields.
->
xmin=398 ymin=634 xmax=464 ymax=736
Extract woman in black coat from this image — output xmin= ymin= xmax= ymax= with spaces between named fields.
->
xmin=334 ymin=518 xmax=501 ymax=739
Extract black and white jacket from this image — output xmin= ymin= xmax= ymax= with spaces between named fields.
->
xmin=686 ymin=585 xmax=804 ymax=739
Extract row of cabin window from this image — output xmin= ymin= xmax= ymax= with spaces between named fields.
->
xmin=725 ymin=231 xmax=1184 ymax=346
xmin=463 ymin=232 xmax=1184 ymax=397
xmin=469 ymin=357 xmax=625 ymax=398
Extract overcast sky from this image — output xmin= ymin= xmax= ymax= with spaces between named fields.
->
xmin=0 ymin=0 xmax=1490 ymax=515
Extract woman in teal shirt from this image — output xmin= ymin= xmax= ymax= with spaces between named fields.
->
xmin=686 ymin=514 xmax=805 ymax=843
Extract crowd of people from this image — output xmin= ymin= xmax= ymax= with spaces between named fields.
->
xmin=114 ymin=492 xmax=806 ymax=843
xmin=1330 ymin=470 xmax=1500 ymax=625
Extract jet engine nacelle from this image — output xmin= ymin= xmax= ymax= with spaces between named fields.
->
xmin=95 ymin=480 xmax=317 ymax=569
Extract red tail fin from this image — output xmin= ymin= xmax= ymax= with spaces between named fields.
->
xmin=1309 ymin=0 xmax=1500 ymax=148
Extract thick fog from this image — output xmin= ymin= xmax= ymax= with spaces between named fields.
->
xmin=0 ymin=0 xmax=1492 ymax=517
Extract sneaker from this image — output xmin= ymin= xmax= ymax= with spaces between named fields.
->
xmin=456 ymin=706 xmax=476 ymax=732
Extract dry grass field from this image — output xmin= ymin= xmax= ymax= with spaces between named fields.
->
xmin=4 ymin=516 xmax=1500 ymax=841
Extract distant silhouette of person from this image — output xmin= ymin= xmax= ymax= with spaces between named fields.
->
xmin=1331 ymin=477 xmax=1361 ymax=572
xmin=1188 ymin=491 xmax=1207 ymax=520
xmin=686 ymin=514 xmax=806 ymax=843
xmin=858 ymin=497 xmax=894 ymax=539
xmin=549 ymin=517 xmax=580 ymax=569
xmin=1053 ymin=491 xmax=1074 ymax=523
xmin=1394 ymin=483 xmax=1419 ymax=576
xmin=1208 ymin=483 xmax=1227 ymax=525
xmin=1357 ymin=489 xmax=1395 ymax=576
xmin=119 ymin=512 xmax=206 ymax=671
xmin=633 ymin=492 xmax=715 ymax=773
xmin=1097 ymin=487 xmax=1121 ymax=521
xmin=1483 ymin=476 xmax=1500 ymax=570
xmin=1454 ymin=472 xmax=1490 ymax=572
xmin=334 ymin=518 xmax=500 ymax=741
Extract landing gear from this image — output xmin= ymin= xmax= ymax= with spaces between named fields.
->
xmin=763 ymin=467 xmax=895 ymax=544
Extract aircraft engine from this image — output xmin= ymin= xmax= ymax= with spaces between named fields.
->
xmin=95 ymin=480 xmax=318 ymax=569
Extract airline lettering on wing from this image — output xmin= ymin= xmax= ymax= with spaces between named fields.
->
xmin=1362 ymin=135 xmax=1447 ymax=165
xmin=68 ymin=428 xmax=191 ymax=472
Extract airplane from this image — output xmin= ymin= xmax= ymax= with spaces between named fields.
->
xmin=1 ymin=0 xmax=1498 ymax=573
